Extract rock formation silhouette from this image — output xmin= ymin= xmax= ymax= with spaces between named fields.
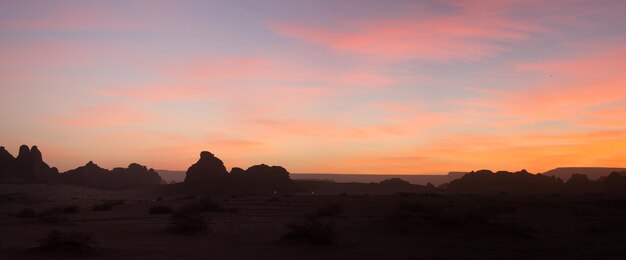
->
xmin=183 ymin=151 xmax=295 ymax=194
xmin=184 ymin=151 xmax=229 ymax=184
xmin=0 ymin=145 xmax=59 ymax=182
xmin=61 ymin=161 xmax=162 ymax=189
xmin=564 ymin=174 xmax=598 ymax=193
xmin=444 ymin=170 xmax=563 ymax=194
xmin=0 ymin=145 xmax=162 ymax=188
xmin=238 ymin=164 xmax=293 ymax=192
xmin=443 ymin=169 xmax=626 ymax=194
xmin=0 ymin=146 xmax=17 ymax=180
xmin=603 ymin=171 xmax=626 ymax=193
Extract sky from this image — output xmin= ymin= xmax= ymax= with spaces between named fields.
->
xmin=1 ymin=0 xmax=625 ymax=174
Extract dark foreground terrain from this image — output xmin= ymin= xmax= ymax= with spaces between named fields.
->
xmin=1 ymin=184 xmax=625 ymax=259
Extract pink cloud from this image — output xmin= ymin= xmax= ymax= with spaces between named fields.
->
xmin=53 ymin=104 xmax=151 ymax=128
xmin=270 ymin=3 xmax=543 ymax=61
xmin=98 ymin=85 xmax=211 ymax=101
xmin=465 ymin=44 xmax=626 ymax=126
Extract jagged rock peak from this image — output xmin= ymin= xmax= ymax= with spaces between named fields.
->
xmin=17 ymin=145 xmax=30 ymax=159
xmin=184 ymin=151 xmax=228 ymax=183
xmin=230 ymin=167 xmax=245 ymax=175
xmin=200 ymin=151 xmax=216 ymax=159
xmin=30 ymin=145 xmax=42 ymax=162
xmin=85 ymin=161 xmax=98 ymax=167
xmin=0 ymin=146 xmax=13 ymax=158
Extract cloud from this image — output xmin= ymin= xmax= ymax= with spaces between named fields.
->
xmin=269 ymin=2 xmax=543 ymax=61
xmin=52 ymin=104 xmax=151 ymax=128
xmin=465 ymin=44 xmax=626 ymax=126
xmin=98 ymin=85 xmax=211 ymax=101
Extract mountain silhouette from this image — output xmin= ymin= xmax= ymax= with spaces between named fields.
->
xmin=2 ymin=144 xmax=626 ymax=194
xmin=182 ymin=151 xmax=295 ymax=194
xmin=0 ymin=145 xmax=59 ymax=182
xmin=61 ymin=161 xmax=162 ymax=189
xmin=443 ymin=170 xmax=563 ymax=193
xmin=0 ymin=145 xmax=162 ymax=189
xmin=543 ymin=167 xmax=626 ymax=181
xmin=184 ymin=151 xmax=229 ymax=183
xmin=443 ymin=169 xmax=626 ymax=194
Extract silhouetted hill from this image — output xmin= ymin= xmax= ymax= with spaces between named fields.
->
xmin=444 ymin=169 xmax=626 ymax=194
xmin=184 ymin=151 xmax=228 ymax=184
xmin=288 ymin=172 xmax=466 ymax=186
xmin=295 ymin=177 xmax=435 ymax=195
xmin=444 ymin=170 xmax=563 ymax=194
xmin=603 ymin=171 xmax=626 ymax=193
xmin=0 ymin=145 xmax=162 ymax=189
xmin=60 ymin=161 xmax=162 ymax=189
xmin=182 ymin=151 xmax=296 ymax=194
xmin=0 ymin=145 xmax=58 ymax=183
xmin=543 ymin=167 xmax=626 ymax=181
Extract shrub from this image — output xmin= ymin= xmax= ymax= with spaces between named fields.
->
xmin=283 ymin=218 xmax=335 ymax=246
xmin=38 ymin=230 xmax=95 ymax=255
xmin=316 ymin=204 xmax=343 ymax=217
xmin=92 ymin=203 xmax=113 ymax=211
xmin=37 ymin=215 xmax=68 ymax=224
xmin=149 ymin=205 xmax=173 ymax=214
xmin=389 ymin=202 xmax=426 ymax=234
xmin=106 ymin=200 xmax=126 ymax=206
xmin=37 ymin=208 xmax=58 ymax=217
xmin=62 ymin=205 xmax=80 ymax=214
xmin=198 ymin=197 xmax=225 ymax=212
xmin=16 ymin=208 xmax=36 ymax=218
xmin=267 ymin=196 xmax=281 ymax=202
xmin=168 ymin=214 xmax=209 ymax=234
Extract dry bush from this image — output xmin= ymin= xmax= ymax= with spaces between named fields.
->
xmin=283 ymin=218 xmax=335 ymax=246
xmin=62 ymin=205 xmax=80 ymax=214
xmin=149 ymin=205 xmax=173 ymax=214
xmin=168 ymin=213 xmax=209 ymax=234
xmin=38 ymin=230 xmax=95 ymax=255
xmin=316 ymin=204 xmax=343 ymax=217
xmin=15 ymin=208 xmax=36 ymax=218
xmin=92 ymin=203 xmax=113 ymax=211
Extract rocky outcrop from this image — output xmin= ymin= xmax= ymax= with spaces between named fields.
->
xmin=184 ymin=151 xmax=228 ymax=184
xmin=0 ymin=144 xmax=162 ymax=188
xmin=603 ymin=171 xmax=626 ymax=193
xmin=241 ymin=164 xmax=293 ymax=192
xmin=444 ymin=170 xmax=563 ymax=194
xmin=111 ymin=163 xmax=162 ymax=187
xmin=0 ymin=145 xmax=59 ymax=182
xmin=61 ymin=161 xmax=162 ymax=189
xmin=564 ymin=174 xmax=598 ymax=193
xmin=183 ymin=151 xmax=295 ymax=194
xmin=0 ymin=146 xmax=17 ymax=180
xmin=60 ymin=161 xmax=110 ymax=187
xmin=379 ymin=178 xmax=411 ymax=186
xmin=230 ymin=167 xmax=245 ymax=176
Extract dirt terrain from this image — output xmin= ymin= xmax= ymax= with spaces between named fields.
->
xmin=1 ymin=183 xmax=625 ymax=259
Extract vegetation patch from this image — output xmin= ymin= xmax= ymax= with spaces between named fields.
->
xmin=283 ymin=218 xmax=335 ymax=246
xmin=316 ymin=204 xmax=343 ymax=217
xmin=37 ymin=230 xmax=95 ymax=256
xmin=149 ymin=205 xmax=173 ymax=214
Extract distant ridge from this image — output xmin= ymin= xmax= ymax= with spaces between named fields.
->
xmin=543 ymin=167 xmax=626 ymax=181
xmin=155 ymin=171 xmax=465 ymax=185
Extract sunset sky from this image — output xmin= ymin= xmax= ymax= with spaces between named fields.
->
xmin=1 ymin=0 xmax=625 ymax=174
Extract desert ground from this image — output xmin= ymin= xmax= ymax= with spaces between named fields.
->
xmin=1 ymin=183 xmax=625 ymax=259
